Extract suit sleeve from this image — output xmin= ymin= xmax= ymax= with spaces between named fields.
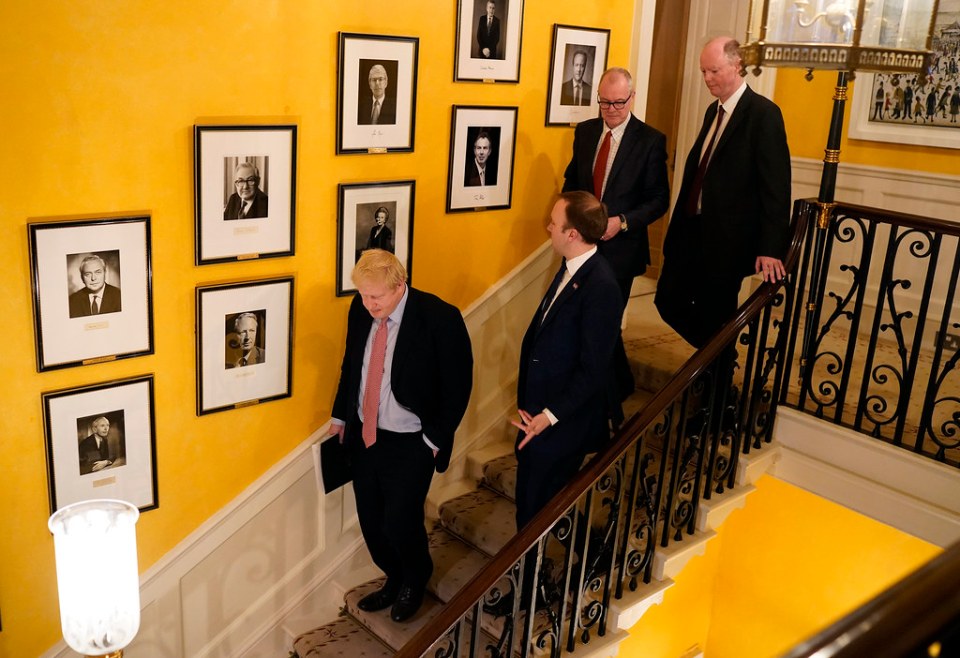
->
xmin=754 ymin=104 xmax=792 ymax=259
xmin=431 ymin=304 xmax=474 ymax=449
xmin=562 ymin=125 xmax=585 ymax=193
xmin=331 ymin=296 xmax=363 ymax=422
xmin=620 ymin=130 xmax=670 ymax=230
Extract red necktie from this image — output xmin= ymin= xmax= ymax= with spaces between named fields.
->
xmin=685 ymin=105 xmax=725 ymax=216
xmin=592 ymin=131 xmax=612 ymax=199
xmin=361 ymin=320 xmax=389 ymax=447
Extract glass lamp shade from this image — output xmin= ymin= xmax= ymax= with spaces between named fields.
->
xmin=48 ymin=499 xmax=141 ymax=657
xmin=743 ymin=0 xmax=939 ymax=74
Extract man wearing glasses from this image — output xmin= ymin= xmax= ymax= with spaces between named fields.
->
xmin=562 ymin=66 xmax=670 ymax=423
xmin=224 ymin=161 xmax=269 ymax=220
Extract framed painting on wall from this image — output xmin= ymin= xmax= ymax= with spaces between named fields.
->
xmin=194 ymin=124 xmax=298 ymax=264
xmin=42 ymin=375 xmax=158 ymax=514
xmin=338 ymin=33 xmax=419 ymax=154
xmin=848 ymin=0 xmax=960 ymax=150
xmin=28 ymin=215 xmax=154 ymax=372
xmin=196 ymin=276 xmax=294 ymax=415
xmin=455 ymin=0 xmax=525 ymax=83
xmin=446 ymin=105 xmax=518 ymax=212
xmin=337 ymin=180 xmax=415 ymax=296
xmin=545 ymin=24 xmax=610 ymax=126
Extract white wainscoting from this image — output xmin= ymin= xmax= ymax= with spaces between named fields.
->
xmin=41 ymin=243 xmax=559 ymax=658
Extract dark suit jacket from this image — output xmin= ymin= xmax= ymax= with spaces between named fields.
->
xmin=68 ymin=283 xmax=122 ymax=318
xmin=517 ymin=253 xmax=623 ymax=457
xmin=476 ymin=15 xmax=501 ymax=59
xmin=366 ymin=225 xmax=393 ymax=251
xmin=226 ymin=345 xmax=265 ymax=369
xmin=78 ymin=434 xmax=110 ymax=475
xmin=224 ymin=190 xmax=269 ymax=220
xmin=464 ymin=159 xmax=498 ymax=187
xmin=332 ymin=287 xmax=473 ymax=473
xmin=663 ymin=85 xmax=791 ymax=278
xmin=560 ymin=79 xmax=592 ymax=106
xmin=563 ymin=115 xmax=670 ymax=279
xmin=357 ymin=95 xmax=397 ymax=125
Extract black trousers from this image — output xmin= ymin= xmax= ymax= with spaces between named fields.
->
xmin=348 ymin=420 xmax=435 ymax=590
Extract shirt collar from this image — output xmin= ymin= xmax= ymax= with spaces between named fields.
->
xmin=382 ymin=282 xmax=409 ymax=327
xmin=605 ymin=115 xmax=631 ymax=143
xmin=720 ymin=80 xmax=748 ymax=116
xmin=565 ymin=245 xmax=597 ymax=277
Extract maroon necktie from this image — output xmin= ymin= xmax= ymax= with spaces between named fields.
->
xmin=592 ymin=131 xmax=612 ymax=199
xmin=361 ymin=320 xmax=389 ymax=447
xmin=685 ymin=105 xmax=725 ymax=216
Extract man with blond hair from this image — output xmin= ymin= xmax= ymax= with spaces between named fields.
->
xmin=330 ymin=249 xmax=473 ymax=623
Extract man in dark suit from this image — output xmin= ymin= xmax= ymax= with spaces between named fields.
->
xmin=562 ymin=66 xmax=670 ymax=415
xmin=223 ymin=162 xmax=269 ymax=220
xmin=330 ymin=249 xmax=473 ymax=623
xmin=560 ymin=50 xmax=592 ymax=106
xmin=512 ymin=191 xmax=623 ymax=530
xmin=78 ymin=416 xmax=113 ymax=475
xmin=67 ymin=254 xmax=122 ymax=318
xmin=655 ymin=37 xmax=790 ymax=349
xmin=358 ymin=64 xmax=397 ymax=125
xmin=464 ymin=130 xmax=498 ymax=187
xmin=476 ymin=0 xmax=501 ymax=60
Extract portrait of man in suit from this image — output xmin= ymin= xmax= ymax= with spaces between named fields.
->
xmin=67 ymin=252 xmax=122 ymax=319
xmin=559 ymin=47 xmax=593 ymax=106
xmin=464 ymin=128 xmax=499 ymax=187
xmin=512 ymin=191 xmax=623 ymax=531
xmin=475 ymin=0 xmax=503 ymax=60
xmin=225 ymin=311 xmax=266 ymax=368
xmin=330 ymin=249 xmax=473 ymax=624
xmin=76 ymin=413 xmax=126 ymax=476
xmin=223 ymin=160 xmax=269 ymax=220
xmin=358 ymin=61 xmax=398 ymax=126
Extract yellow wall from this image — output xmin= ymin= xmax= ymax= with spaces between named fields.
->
xmin=0 ymin=2 xmax=636 ymax=655
xmin=617 ymin=476 xmax=940 ymax=657
xmin=775 ymin=69 xmax=960 ymax=175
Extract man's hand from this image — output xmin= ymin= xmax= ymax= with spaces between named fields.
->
xmin=482 ymin=47 xmax=491 ymax=57
xmin=601 ymin=216 xmax=622 ymax=241
xmin=91 ymin=459 xmax=111 ymax=472
xmin=512 ymin=409 xmax=551 ymax=450
xmin=330 ymin=421 xmax=345 ymax=444
xmin=755 ymin=256 xmax=786 ymax=283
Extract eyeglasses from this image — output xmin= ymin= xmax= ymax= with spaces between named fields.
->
xmin=597 ymin=93 xmax=633 ymax=110
xmin=234 ymin=177 xmax=259 ymax=187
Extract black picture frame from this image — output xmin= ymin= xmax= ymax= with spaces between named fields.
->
xmin=196 ymin=276 xmax=294 ymax=415
xmin=194 ymin=124 xmax=298 ymax=264
xmin=337 ymin=180 xmax=415 ymax=296
xmin=455 ymin=0 xmax=525 ymax=83
xmin=337 ymin=32 xmax=419 ymax=154
xmin=446 ymin=105 xmax=518 ymax=212
xmin=42 ymin=375 xmax=158 ymax=514
xmin=545 ymin=24 xmax=610 ymax=126
xmin=28 ymin=215 xmax=154 ymax=372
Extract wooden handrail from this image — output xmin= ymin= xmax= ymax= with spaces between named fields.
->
xmin=396 ymin=199 xmax=815 ymax=657
xmin=781 ymin=539 xmax=960 ymax=657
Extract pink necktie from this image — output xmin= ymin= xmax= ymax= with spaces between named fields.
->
xmin=361 ymin=320 xmax=389 ymax=447
xmin=592 ymin=131 xmax=612 ymax=199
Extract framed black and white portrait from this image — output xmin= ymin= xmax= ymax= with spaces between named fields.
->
xmin=42 ymin=375 xmax=158 ymax=514
xmin=546 ymin=24 xmax=610 ymax=126
xmin=28 ymin=215 xmax=153 ymax=372
xmin=338 ymin=33 xmax=419 ymax=154
xmin=447 ymin=105 xmax=518 ymax=212
xmin=455 ymin=0 xmax=525 ymax=83
xmin=196 ymin=277 xmax=294 ymax=415
xmin=194 ymin=124 xmax=297 ymax=264
xmin=337 ymin=180 xmax=415 ymax=296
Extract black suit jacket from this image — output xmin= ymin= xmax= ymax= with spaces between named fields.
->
xmin=664 ymin=85 xmax=791 ymax=277
xmin=224 ymin=190 xmax=269 ymax=220
xmin=563 ymin=115 xmax=670 ymax=279
xmin=560 ymin=79 xmax=592 ymax=106
xmin=476 ymin=15 xmax=501 ymax=59
xmin=358 ymin=94 xmax=397 ymax=125
xmin=464 ymin=158 xmax=498 ymax=187
xmin=366 ymin=225 xmax=393 ymax=251
xmin=78 ymin=434 xmax=110 ymax=475
xmin=518 ymin=253 xmax=623 ymax=457
xmin=332 ymin=287 xmax=473 ymax=473
xmin=68 ymin=283 xmax=122 ymax=318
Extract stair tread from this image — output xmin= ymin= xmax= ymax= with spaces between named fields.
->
xmin=292 ymin=616 xmax=393 ymax=657
xmin=343 ymin=578 xmax=447 ymax=651
xmin=439 ymin=487 xmax=518 ymax=556
xmin=428 ymin=526 xmax=490 ymax=602
xmin=482 ymin=451 xmax=517 ymax=499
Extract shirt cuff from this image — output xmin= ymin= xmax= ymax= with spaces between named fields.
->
xmin=423 ymin=434 xmax=439 ymax=451
xmin=543 ymin=409 xmax=558 ymax=425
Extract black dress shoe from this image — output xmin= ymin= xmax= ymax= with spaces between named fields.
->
xmin=390 ymin=586 xmax=424 ymax=622
xmin=357 ymin=583 xmax=400 ymax=612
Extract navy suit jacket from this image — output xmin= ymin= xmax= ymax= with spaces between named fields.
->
xmin=563 ymin=114 xmax=670 ymax=279
xmin=663 ymin=85 xmax=791 ymax=277
xmin=517 ymin=253 xmax=623 ymax=457
xmin=332 ymin=287 xmax=473 ymax=473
